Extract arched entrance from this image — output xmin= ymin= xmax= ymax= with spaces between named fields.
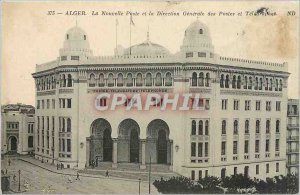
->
xmin=118 ymin=119 xmax=140 ymax=163
xmin=89 ymin=118 xmax=113 ymax=164
xmin=9 ymin=136 xmax=17 ymax=152
xmin=147 ymin=119 xmax=171 ymax=164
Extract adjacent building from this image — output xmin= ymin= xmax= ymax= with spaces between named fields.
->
xmin=32 ymin=20 xmax=289 ymax=180
xmin=1 ymin=104 xmax=35 ymax=155
xmin=287 ymin=99 xmax=299 ymax=175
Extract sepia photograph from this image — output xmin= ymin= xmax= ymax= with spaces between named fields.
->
xmin=1 ymin=0 xmax=299 ymax=194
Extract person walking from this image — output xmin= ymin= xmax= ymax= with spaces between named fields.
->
xmin=8 ymin=159 xmax=11 ymax=166
xmin=105 ymin=170 xmax=109 ymax=177
xmin=5 ymin=169 xmax=8 ymax=175
xmin=76 ymin=172 xmax=80 ymax=180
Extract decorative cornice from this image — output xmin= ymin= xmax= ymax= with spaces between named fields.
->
xmin=37 ymin=90 xmax=56 ymax=96
xmin=59 ymin=88 xmax=74 ymax=94
xmin=189 ymin=88 xmax=212 ymax=94
xmin=87 ymin=88 xmax=173 ymax=94
xmin=220 ymin=89 xmax=282 ymax=97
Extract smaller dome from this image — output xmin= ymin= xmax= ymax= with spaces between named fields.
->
xmin=123 ymin=40 xmax=170 ymax=56
xmin=63 ymin=26 xmax=90 ymax=49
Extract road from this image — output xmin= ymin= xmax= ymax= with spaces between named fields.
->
xmin=1 ymin=157 xmax=158 ymax=194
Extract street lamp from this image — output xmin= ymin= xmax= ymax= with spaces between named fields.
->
xmin=18 ymin=170 xmax=21 ymax=192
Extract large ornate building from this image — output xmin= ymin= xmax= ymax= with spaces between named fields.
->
xmin=1 ymin=104 xmax=35 ymax=155
xmin=32 ymin=20 xmax=289 ymax=180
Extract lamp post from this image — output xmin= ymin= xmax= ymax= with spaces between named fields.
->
xmin=138 ymin=178 xmax=141 ymax=195
xmin=18 ymin=170 xmax=21 ymax=192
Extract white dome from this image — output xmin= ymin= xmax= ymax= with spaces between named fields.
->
xmin=123 ymin=40 xmax=170 ymax=56
xmin=180 ymin=20 xmax=214 ymax=54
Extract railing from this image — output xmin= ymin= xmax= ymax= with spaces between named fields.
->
xmin=287 ymin=148 xmax=299 ymax=153
xmin=287 ymin=136 xmax=299 ymax=141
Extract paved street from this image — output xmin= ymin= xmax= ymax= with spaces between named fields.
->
xmin=1 ymin=157 xmax=158 ymax=194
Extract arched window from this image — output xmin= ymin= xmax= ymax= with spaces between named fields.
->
xmin=199 ymin=29 xmax=203 ymax=34
xmin=199 ymin=72 xmax=204 ymax=86
xmin=266 ymin=120 xmax=270 ymax=134
xmin=232 ymin=75 xmax=236 ymax=88
xmin=248 ymin=77 xmax=252 ymax=89
xmin=89 ymin=74 xmax=96 ymax=87
xmin=245 ymin=120 xmax=249 ymax=134
xmin=52 ymin=77 xmax=55 ymax=89
xmin=275 ymin=79 xmax=279 ymax=91
xmin=192 ymin=120 xmax=196 ymax=135
xmin=237 ymin=76 xmax=241 ymax=89
xmin=198 ymin=120 xmax=203 ymax=135
xmin=46 ymin=78 xmax=49 ymax=90
xmin=265 ymin=78 xmax=269 ymax=90
xmin=259 ymin=78 xmax=263 ymax=90
xmin=220 ymin=74 xmax=224 ymax=88
xmin=66 ymin=34 xmax=69 ymax=40
xmin=107 ymin=73 xmax=114 ymax=87
xmin=256 ymin=120 xmax=260 ymax=133
xmin=244 ymin=76 xmax=248 ymax=89
xmin=126 ymin=73 xmax=133 ymax=87
xmin=279 ymin=79 xmax=282 ymax=91
xmin=221 ymin=168 xmax=226 ymax=179
xmin=62 ymin=75 xmax=66 ymax=87
xmin=146 ymin=73 xmax=152 ymax=86
xmin=165 ymin=72 xmax=172 ymax=86
xmin=225 ymin=75 xmax=230 ymax=88
xmin=117 ymin=73 xmax=124 ymax=87
xmin=276 ymin=120 xmax=280 ymax=133
xmin=222 ymin=120 xmax=226 ymax=135
xmin=205 ymin=73 xmax=210 ymax=87
xmin=255 ymin=77 xmax=258 ymax=90
xmin=67 ymin=118 xmax=71 ymax=132
xmin=269 ymin=79 xmax=273 ymax=91
xmin=205 ymin=120 xmax=209 ymax=135
xmin=67 ymin=74 xmax=72 ymax=87
xmin=136 ymin=73 xmax=143 ymax=87
xmin=59 ymin=76 xmax=62 ymax=88
xmin=234 ymin=120 xmax=238 ymax=134
xmin=99 ymin=73 xmax=105 ymax=87
xmin=192 ymin=72 xmax=197 ymax=86
xmin=62 ymin=118 xmax=65 ymax=132
xmin=155 ymin=73 xmax=162 ymax=86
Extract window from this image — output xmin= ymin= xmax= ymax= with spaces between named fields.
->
xmin=266 ymin=164 xmax=269 ymax=173
xmin=71 ymin=56 xmax=79 ymax=60
xmin=42 ymin=100 xmax=45 ymax=109
xmin=67 ymin=99 xmax=72 ymax=108
xmin=205 ymin=120 xmax=209 ymax=135
xmin=245 ymin=100 xmax=251 ymax=111
xmin=222 ymin=99 xmax=228 ymax=110
xmin=186 ymin=52 xmax=193 ymax=58
xmin=234 ymin=167 xmax=237 ymax=175
xmin=233 ymin=120 xmax=238 ymax=135
xmin=220 ymin=75 xmax=224 ymax=88
xmin=276 ymin=101 xmax=281 ymax=111
xmin=192 ymin=72 xmax=197 ymax=86
xmin=204 ymin=142 xmax=208 ymax=157
xmin=199 ymin=29 xmax=203 ymax=34
xmin=191 ymin=143 xmax=196 ymax=157
xmin=255 ymin=140 xmax=260 ymax=153
xmin=67 ymin=118 xmax=71 ymax=132
xmin=52 ymin=117 xmax=55 ymax=131
xmin=245 ymin=120 xmax=249 ymax=134
xmin=198 ymin=143 xmax=203 ymax=157
xmin=276 ymin=120 xmax=280 ymax=133
xmin=205 ymin=73 xmax=210 ymax=87
xmin=237 ymin=76 xmax=241 ymax=89
xmin=117 ymin=73 xmax=124 ymax=87
xmin=221 ymin=141 xmax=226 ymax=155
xmin=47 ymin=117 xmax=49 ymax=130
xmin=99 ymin=98 xmax=107 ymax=107
xmin=256 ymin=165 xmax=259 ymax=175
xmin=191 ymin=170 xmax=195 ymax=180
xmin=233 ymin=100 xmax=239 ymax=110
xmin=191 ymin=120 xmax=196 ymax=135
xmin=232 ymin=75 xmax=236 ymax=88
xmin=248 ymin=77 xmax=253 ymax=89
xmin=222 ymin=120 xmax=226 ymax=135
xmin=266 ymin=101 xmax=271 ymax=111
xmin=275 ymin=139 xmax=279 ymax=151
xmin=61 ymin=56 xmax=67 ymax=61
xmin=266 ymin=120 xmax=270 ymax=134
xmin=244 ymin=140 xmax=249 ymax=154
xmin=256 ymin=101 xmax=261 ymax=111
xmin=52 ymin=99 xmax=55 ymax=109
xmin=28 ymin=136 xmax=33 ymax=148
xmin=225 ymin=75 xmax=230 ymax=88
xmin=276 ymin=163 xmax=279 ymax=172
xmin=136 ymin=73 xmax=143 ymax=87
xmin=266 ymin=139 xmax=270 ymax=152
xmin=221 ymin=168 xmax=226 ymax=179
xmin=67 ymin=139 xmax=71 ymax=152
xmin=256 ymin=120 xmax=260 ymax=133
xmin=205 ymin=100 xmax=210 ymax=110
xmin=199 ymin=73 xmax=204 ymax=86
xmin=244 ymin=166 xmax=249 ymax=177
xmin=37 ymin=100 xmax=40 ymax=109
xmin=199 ymin=170 xmax=202 ymax=179
xmin=205 ymin=170 xmax=208 ymax=177
xmin=233 ymin=141 xmax=238 ymax=154
xmin=84 ymin=35 xmax=86 ymax=40
xmin=198 ymin=52 xmax=206 ymax=57
xmin=62 ymin=139 xmax=65 ymax=152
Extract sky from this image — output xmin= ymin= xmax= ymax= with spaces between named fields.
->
xmin=1 ymin=1 xmax=299 ymax=106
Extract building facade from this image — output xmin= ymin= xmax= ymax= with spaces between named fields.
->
xmin=1 ymin=104 xmax=35 ymax=155
xmin=32 ymin=20 xmax=289 ymax=180
xmin=287 ymin=99 xmax=299 ymax=175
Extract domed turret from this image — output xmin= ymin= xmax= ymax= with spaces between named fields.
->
xmin=59 ymin=26 xmax=93 ymax=61
xmin=180 ymin=20 xmax=214 ymax=58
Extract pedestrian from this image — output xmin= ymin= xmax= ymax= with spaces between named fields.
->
xmin=57 ymin=163 xmax=59 ymax=170
xmin=5 ymin=169 xmax=8 ymax=175
xmin=8 ymin=159 xmax=11 ymax=166
xmin=76 ymin=172 xmax=80 ymax=180
xmin=105 ymin=170 xmax=109 ymax=177
xmin=13 ymin=174 xmax=16 ymax=182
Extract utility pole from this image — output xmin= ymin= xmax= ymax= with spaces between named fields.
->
xmin=18 ymin=170 xmax=21 ymax=192
xmin=148 ymin=155 xmax=151 ymax=194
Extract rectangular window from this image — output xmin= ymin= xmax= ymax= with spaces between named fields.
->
xmin=256 ymin=101 xmax=261 ymax=111
xmin=234 ymin=167 xmax=237 ymax=175
xmin=191 ymin=170 xmax=195 ymax=180
xmin=47 ymin=99 xmax=50 ymax=109
xmin=222 ymin=99 xmax=228 ymax=110
xmin=256 ymin=165 xmax=259 ymax=175
xmin=244 ymin=140 xmax=249 ymax=154
xmin=245 ymin=100 xmax=251 ymax=111
xmin=99 ymin=98 xmax=107 ymax=107
xmin=221 ymin=141 xmax=226 ymax=155
xmin=233 ymin=100 xmax=239 ymax=110
xmin=71 ymin=56 xmax=79 ymax=60
xmin=52 ymin=99 xmax=55 ymax=109
xmin=266 ymin=164 xmax=269 ymax=173
xmin=191 ymin=143 xmax=196 ymax=157
xmin=204 ymin=142 xmax=208 ymax=157
xmin=275 ymin=139 xmax=280 ymax=151
xmin=199 ymin=170 xmax=202 ymax=179
xmin=198 ymin=143 xmax=203 ymax=157
xmin=67 ymin=99 xmax=72 ymax=108
xmin=186 ymin=52 xmax=193 ymax=58
xmin=198 ymin=52 xmax=206 ymax=57
xmin=205 ymin=99 xmax=210 ymax=110
xmin=266 ymin=101 xmax=271 ymax=111
xmin=67 ymin=139 xmax=71 ymax=152
xmin=62 ymin=139 xmax=65 ymax=152
xmin=276 ymin=101 xmax=281 ymax=111
xmin=276 ymin=163 xmax=279 ymax=172
xmin=205 ymin=170 xmax=208 ymax=177
xmin=28 ymin=124 xmax=31 ymax=133
xmin=28 ymin=136 xmax=33 ymax=147
xmin=233 ymin=141 xmax=238 ymax=154
xmin=47 ymin=136 xmax=49 ymax=148
xmin=61 ymin=56 xmax=67 ymax=61
xmin=52 ymin=117 xmax=55 ymax=131
xmin=255 ymin=140 xmax=260 ymax=153
xmin=37 ymin=100 xmax=40 ymax=109
xmin=42 ymin=100 xmax=45 ymax=109
xmin=266 ymin=139 xmax=270 ymax=152
xmin=47 ymin=117 xmax=49 ymax=130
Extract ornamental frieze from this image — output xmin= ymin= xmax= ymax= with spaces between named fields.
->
xmin=87 ymin=88 xmax=173 ymax=93
xmin=37 ymin=90 xmax=56 ymax=96
xmin=220 ymin=89 xmax=282 ymax=97
xmin=189 ymin=88 xmax=212 ymax=94
xmin=59 ymin=88 xmax=74 ymax=94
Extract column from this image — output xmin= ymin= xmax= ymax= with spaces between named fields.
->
xmin=112 ymin=138 xmax=118 ymax=168
xmin=169 ymin=140 xmax=173 ymax=171
xmin=140 ymin=139 xmax=146 ymax=169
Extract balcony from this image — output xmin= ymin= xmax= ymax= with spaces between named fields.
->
xmin=287 ymin=111 xmax=299 ymax=116
xmin=287 ymin=136 xmax=299 ymax=141
xmin=287 ymin=161 xmax=299 ymax=166
xmin=288 ymin=124 xmax=299 ymax=129
xmin=287 ymin=148 xmax=299 ymax=153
